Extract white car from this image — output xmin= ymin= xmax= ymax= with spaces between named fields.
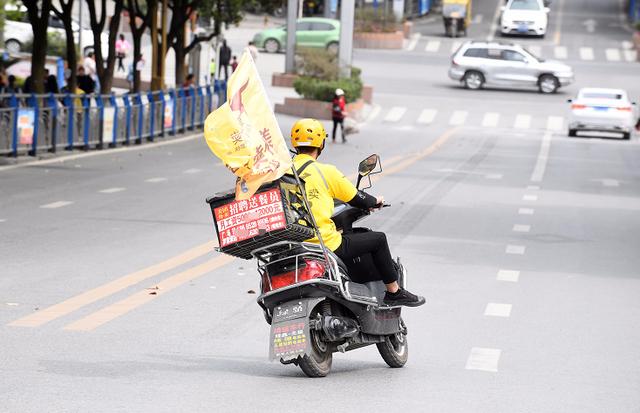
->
xmin=4 ymin=11 xmax=106 ymax=56
xmin=568 ymin=88 xmax=637 ymax=140
xmin=501 ymin=0 xmax=550 ymax=37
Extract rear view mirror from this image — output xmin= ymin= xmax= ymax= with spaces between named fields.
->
xmin=358 ymin=154 xmax=379 ymax=177
xmin=567 ymin=99 xmax=573 ymax=103
xmin=356 ymin=154 xmax=381 ymax=189
xmin=544 ymin=7 xmax=550 ymax=13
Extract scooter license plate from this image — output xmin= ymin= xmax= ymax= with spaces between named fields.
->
xmin=272 ymin=300 xmax=308 ymax=323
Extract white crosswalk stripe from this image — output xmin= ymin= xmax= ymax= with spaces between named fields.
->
xmin=546 ymin=116 xmax=564 ymax=132
xmin=451 ymin=41 xmax=462 ymax=53
xmin=622 ymin=40 xmax=633 ymax=50
xmin=425 ymin=40 xmax=441 ymax=52
xmin=554 ymin=46 xmax=568 ymax=59
xmin=528 ymin=45 xmax=542 ymax=58
xmin=466 ymin=348 xmax=501 ymax=372
xmin=605 ymin=48 xmax=621 ymax=61
xmin=624 ymin=50 xmax=637 ymax=62
xmin=449 ymin=110 xmax=468 ymax=126
xmin=513 ymin=114 xmax=531 ymax=129
xmin=406 ymin=33 xmax=420 ymax=51
xmin=417 ymin=109 xmax=437 ymax=124
xmin=482 ymin=112 xmax=500 ymax=128
xmin=383 ymin=107 xmax=407 ymax=123
xmin=579 ymin=47 xmax=594 ymax=60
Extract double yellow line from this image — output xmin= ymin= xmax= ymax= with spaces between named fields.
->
xmin=8 ymin=127 xmax=459 ymax=332
xmin=9 ymin=242 xmax=233 ymax=331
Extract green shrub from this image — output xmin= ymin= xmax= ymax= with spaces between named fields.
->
xmin=355 ymin=8 xmax=398 ymax=33
xmin=294 ymin=47 xmax=339 ymax=81
xmin=293 ymin=70 xmax=363 ymax=103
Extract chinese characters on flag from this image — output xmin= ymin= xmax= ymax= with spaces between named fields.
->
xmin=203 ymin=51 xmax=292 ymax=200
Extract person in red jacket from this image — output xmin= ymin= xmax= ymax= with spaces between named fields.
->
xmin=331 ymin=88 xmax=347 ymax=143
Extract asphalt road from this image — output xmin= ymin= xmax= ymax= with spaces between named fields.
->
xmin=2 ymin=0 xmax=640 ymax=411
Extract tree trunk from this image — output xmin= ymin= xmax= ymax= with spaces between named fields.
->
xmin=174 ymin=26 xmax=186 ymax=87
xmin=63 ymin=21 xmax=77 ymax=93
xmin=98 ymin=0 xmax=124 ymax=93
xmin=24 ymin=0 xmax=53 ymax=94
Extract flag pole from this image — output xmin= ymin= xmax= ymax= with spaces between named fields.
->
xmin=241 ymin=51 xmax=338 ymax=280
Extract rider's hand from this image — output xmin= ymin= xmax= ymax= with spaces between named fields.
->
xmin=375 ymin=195 xmax=385 ymax=208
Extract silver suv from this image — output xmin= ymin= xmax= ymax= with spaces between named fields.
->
xmin=448 ymin=41 xmax=574 ymax=94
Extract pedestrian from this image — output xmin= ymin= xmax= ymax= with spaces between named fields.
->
xmin=209 ymin=57 xmax=216 ymax=82
xmin=183 ymin=73 xmax=195 ymax=96
xmin=45 ymin=74 xmax=59 ymax=94
xmin=5 ymin=75 xmax=20 ymax=94
xmin=331 ymin=88 xmax=347 ymax=143
xmin=247 ymin=41 xmax=259 ymax=61
xmin=219 ymin=40 xmax=231 ymax=80
xmin=230 ymin=55 xmax=238 ymax=72
xmin=115 ymin=34 xmax=130 ymax=73
xmin=83 ymin=52 xmax=100 ymax=93
xmin=77 ymin=66 xmax=95 ymax=94
xmin=636 ymin=117 xmax=640 ymax=132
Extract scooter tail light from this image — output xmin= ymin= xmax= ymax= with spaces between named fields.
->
xmin=617 ymin=106 xmax=632 ymax=112
xmin=265 ymin=259 xmax=326 ymax=292
xmin=571 ymin=104 xmax=587 ymax=110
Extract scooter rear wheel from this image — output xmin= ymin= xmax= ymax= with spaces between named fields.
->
xmin=377 ymin=331 xmax=408 ymax=368
xmin=298 ymin=328 xmax=332 ymax=377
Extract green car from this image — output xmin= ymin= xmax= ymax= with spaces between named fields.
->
xmin=252 ymin=18 xmax=340 ymax=54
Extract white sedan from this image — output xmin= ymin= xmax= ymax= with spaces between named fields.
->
xmin=568 ymin=88 xmax=637 ymax=140
xmin=501 ymin=0 xmax=550 ymax=37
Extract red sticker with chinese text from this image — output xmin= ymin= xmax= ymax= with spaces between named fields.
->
xmin=213 ymin=188 xmax=286 ymax=248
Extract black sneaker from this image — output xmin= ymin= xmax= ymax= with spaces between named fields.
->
xmin=383 ymin=288 xmax=426 ymax=307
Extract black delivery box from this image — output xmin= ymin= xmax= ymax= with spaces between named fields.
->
xmin=206 ymin=176 xmax=314 ymax=260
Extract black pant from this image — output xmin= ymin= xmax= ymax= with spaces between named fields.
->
xmin=117 ymin=54 xmax=125 ymax=72
xmin=334 ymin=231 xmax=398 ymax=284
xmin=219 ymin=64 xmax=229 ymax=80
xmin=332 ymin=117 xmax=344 ymax=141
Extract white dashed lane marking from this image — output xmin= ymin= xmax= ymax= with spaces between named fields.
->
xmin=497 ymin=269 xmax=520 ymax=282
xmin=530 ymin=132 xmax=552 ymax=183
xmin=484 ymin=303 xmax=512 ymax=318
xmin=605 ymin=48 xmax=621 ymax=62
xmin=0 ymin=219 xmax=6 ymax=223
xmin=482 ymin=112 xmax=500 ymax=128
xmin=383 ymin=107 xmax=407 ymax=123
xmin=600 ymin=179 xmax=619 ymax=187
xmin=513 ymin=114 xmax=532 ymax=129
xmin=145 ymin=177 xmax=168 ymax=183
xmin=425 ymin=40 xmax=441 ymax=52
xmin=523 ymin=194 xmax=538 ymax=202
xmin=40 ymin=201 xmax=74 ymax=209
xmin=579 ymin=47 xmax=594 ymax=60
xmin=518 ymin=208 xmax=534 ymax=215
xmin=417 ymin=109 xmax=437 ymax=125
xmin=183 ymin=168 xmax=202 ymax=174
xmin=99 ymin=187 xmax=126 ymax=194
xmin=449 ymin=110 xmax=468 ymax=126
xmin=506 ymin=245 xmax=526 ymax=255
xmin=513 ymin=224 xmax=531 ymax=233
xmin=466 ymin=347 xmax=501 ymax=372
xmin=546 ymin=116 xmax=564 ymax=132
xmin=485 ymin=173 xmax=502 ymax=180
xmin=527 ymin=185 xmax=540 ymax=190
xmin=554 ymin=46 xmax=568 ymax=59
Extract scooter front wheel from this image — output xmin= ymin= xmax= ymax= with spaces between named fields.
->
xmin=298 ymin=328 xmax=332 ymax=377
xmin=377 ymin=331 xmax=408 ymax=368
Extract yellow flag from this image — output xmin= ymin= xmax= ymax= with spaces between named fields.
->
xmin=204 ymin=51 xmax=292 ymax=200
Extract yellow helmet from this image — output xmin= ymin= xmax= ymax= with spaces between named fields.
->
xmin=290 ymin=118 xmax=327 ymax=149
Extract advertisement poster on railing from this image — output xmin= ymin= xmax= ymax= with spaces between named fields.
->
xmin=17 ymin=108 xmax=35 ymax=145
xmin=103 ymin=107 xmax=116 ymax=144
xmin=164 ymin=96 xmax=174 ymax=129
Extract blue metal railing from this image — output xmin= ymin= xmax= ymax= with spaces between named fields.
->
xmin=0 ymin=82 xmax=226 ymax=157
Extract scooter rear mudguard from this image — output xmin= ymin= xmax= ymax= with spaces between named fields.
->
xmin=269 ymin=297 xmax=324 ymax=362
